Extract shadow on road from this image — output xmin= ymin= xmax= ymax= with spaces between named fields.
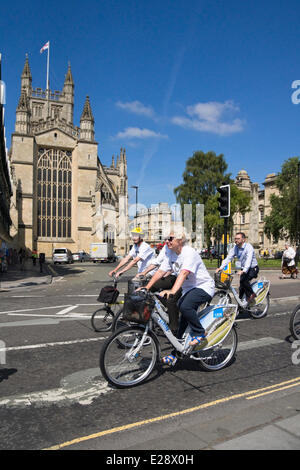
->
xmin=0 ymin=368 xmax=18 ymax=383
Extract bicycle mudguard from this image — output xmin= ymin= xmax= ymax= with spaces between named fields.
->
xmin=196 ymin=304 xmax=238 ymax=350
xmin=250 ymin=279 xmax=270 ymax=305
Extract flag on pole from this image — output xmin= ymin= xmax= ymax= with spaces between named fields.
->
xmin=40 ymin=41 xmax=49 ymax=54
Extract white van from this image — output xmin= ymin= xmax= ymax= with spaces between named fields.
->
xmin=52 ymin=248 xmax=73 ymax=264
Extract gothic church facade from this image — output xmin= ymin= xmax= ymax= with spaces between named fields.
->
xmin=9 ymin=57 xmax=129 ymax=257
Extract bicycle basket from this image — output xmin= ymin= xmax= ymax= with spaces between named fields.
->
xmin=214 ymin=272 xmax=232 ymax=289
xmin=97 ymin=286 xmax=119 ymax=303
xmin=123 ymin=291 xmax=155 ymax=324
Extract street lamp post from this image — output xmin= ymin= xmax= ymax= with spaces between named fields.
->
xmin=131 ymin=185 xmax=138 ymax=226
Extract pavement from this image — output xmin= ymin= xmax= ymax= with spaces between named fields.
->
xmin=64 ymin=391 xmax=300 ymax=451
xmin=0 ymin=259 xmax=53 ymax=291
xmin=1 ymin=263 xmax=300 ymax=450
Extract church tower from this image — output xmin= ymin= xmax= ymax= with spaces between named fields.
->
xmin=9 ymin=56 xmax=128 ymax=256
xmin=61 ymin=63 xmax=74 ymax=124
xmin=80 ymin=96 xmax=95 ymax=141
xmin=21 ymin=55 xmax=32 ymax=96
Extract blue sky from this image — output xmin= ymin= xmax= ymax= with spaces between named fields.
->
xmin=1 ymin=0 xmax=300 ymax=209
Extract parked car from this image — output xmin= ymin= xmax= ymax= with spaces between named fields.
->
xmin=53 ymin=248 xmax=73 ymax=264
xmin=72 ymin=252 xmax=83 ymax=262
xmin=72 ymin=251 xmax=90 ymax=262
xmin=81 ymin=251 xmax=90 ymax=261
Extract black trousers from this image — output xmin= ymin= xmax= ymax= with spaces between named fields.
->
xmin=239 ymin=266 xmax=259 ymax=300
xmin=150 ymin=275 xmax=181 ymax=330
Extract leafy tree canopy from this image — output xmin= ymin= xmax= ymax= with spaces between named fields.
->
xmin=174 ymin=150 xmax=251 ymax=245
xmin=264 ymin=157 xmax=300 ymax=243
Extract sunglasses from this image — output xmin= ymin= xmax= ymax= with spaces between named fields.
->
xmin=166 ymin=236 xmax=175 ymax=242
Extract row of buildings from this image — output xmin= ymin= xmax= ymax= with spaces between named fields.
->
xmin=0 ymin=54 xmax=287 ymax=268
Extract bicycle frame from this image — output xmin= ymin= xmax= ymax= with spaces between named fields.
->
xmin=140 ymin=295 xmax=238 ymax=356
xmin=218 ymin=277 xmax=270 ymax=309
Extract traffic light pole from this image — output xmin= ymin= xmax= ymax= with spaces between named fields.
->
xmin=217 ymin=184 xmax=230 ymax=261
xmin=224 ymin=217 xmax=228 ymax=258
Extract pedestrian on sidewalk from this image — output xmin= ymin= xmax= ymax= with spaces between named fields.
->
xmin=32 ymin=249 xmax=38 ymax=266
xmin=39 ymin=253 xmax=45 ymax=273
xmin=280 ymin=243 xmax=298 ymax=279
xmin=18 ymin=248 xmax=26 ymax=271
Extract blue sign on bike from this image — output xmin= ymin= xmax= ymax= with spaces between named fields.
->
xmin=213 ymin=308 xmax=224 ymax=318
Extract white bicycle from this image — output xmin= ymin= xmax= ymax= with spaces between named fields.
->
xmin=212 ymin=272 xmax=270 ymax=319
xmin=99 ymin=290 xmax=238 ymax=388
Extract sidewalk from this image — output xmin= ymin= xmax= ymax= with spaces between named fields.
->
xmin=60 ymin=388 xmax=300 ymax=451
xmin=0 ymin=259 xmax=53 ymax=291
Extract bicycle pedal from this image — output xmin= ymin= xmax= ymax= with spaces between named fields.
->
xmin=180 ymin=346 xmax=192 ymax=356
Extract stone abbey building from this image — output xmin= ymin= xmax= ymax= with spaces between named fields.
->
xmin=232 ymin=169 xmax=285 ymax=252
xmin=9 ymin=57 xmax=129 ymax=257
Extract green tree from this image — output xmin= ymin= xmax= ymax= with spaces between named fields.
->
xmin=174 ymin=151 xmax=231 ymax=206
xmin=264 ymin=157 xmax=300 ymax=243
xmin=174 ymin=150 xmax=251 ymax=245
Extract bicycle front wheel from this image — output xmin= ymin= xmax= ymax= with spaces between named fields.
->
xmin=91 ymin=307 xmax=114 ymax=332
xmin=290 ymin=304 xmax=300 ymax=340
xmin=100 ymin=326 xmax=159 ymax=388
xmin=195 ymin=326 xmax=238 ymax=371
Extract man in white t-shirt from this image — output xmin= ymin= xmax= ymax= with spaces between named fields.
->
xmin=144 ymin=232 xmax=215 ymax=364
xmin=109 ymin=227 xmax=155 ymax=278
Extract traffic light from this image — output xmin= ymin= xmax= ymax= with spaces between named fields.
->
xmin=217 ymin=184 xmax=230 ymax=218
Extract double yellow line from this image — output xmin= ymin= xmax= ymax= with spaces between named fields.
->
xmin=44 ymin=376 xmax=300 ymax=450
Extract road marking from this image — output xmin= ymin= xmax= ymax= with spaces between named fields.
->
xmin=0 ymin=305 xmax=72 ymax=315
xmin=0 ymin=337 xmax=106 ymax=352
xmin=44 ymin=376 xmax=300 ymax=450
xmin=246 ymin=381 xmax=300 ymax=400
xmin=0 ymin=368 xmax=112 ymax=409
xmin=238 ymin=337 xmax=284 ymax=351
xmin=11 ymin=296 xmax=45 ymax=298
xmin=7 ymin=313 xmax=91 ymax=318
xmin=65 ymin=294 xmax=125 ymax=298
xmin=0 ymin=335 xmax=287 ymax=352
xmin=56 ymin=305 xmax=77 ymax=315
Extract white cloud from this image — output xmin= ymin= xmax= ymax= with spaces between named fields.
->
xmin=116 ymin=100 xmax=155 ymax=118
xmin=172 ymin=100 xmax=244 ymax=136
xmin=115 ymin=127 xmax=168 ymax=140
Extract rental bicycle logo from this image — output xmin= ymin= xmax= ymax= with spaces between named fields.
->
xmin=0 ymin=340 xmax=6 ymax=365
xmin=291 ymin=340 xmax=300 ymax=365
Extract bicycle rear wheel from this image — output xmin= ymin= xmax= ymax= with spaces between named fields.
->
xmin=100 ymin=326 xmax=159 ymax=388
xmin=111 ymin=307 xmax=129 ymax=332
xmin=290 ymin=304 xmax=300 ymax=340
xmin=91 ymin=307 xmax=114 ymax=332
xmin=194 ymin=326 xmax=238 ymax=371
xmin=248 ymin=294 xmax=269 ymax=319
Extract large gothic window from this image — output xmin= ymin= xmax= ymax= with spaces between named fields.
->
xmin=37 ymin=148 xmax=72 ymax=238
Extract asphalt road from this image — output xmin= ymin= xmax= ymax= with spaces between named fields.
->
xmin=0 ymin=262 xmax=299 ymax=451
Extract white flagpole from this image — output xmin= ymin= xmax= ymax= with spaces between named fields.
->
xmin=46 ymin=41 xmax=50 ymax=91
xmin=46 ymin=41 xmax=50 ymax=116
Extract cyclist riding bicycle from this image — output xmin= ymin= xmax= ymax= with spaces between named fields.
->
xmin=143 ymin=231 xmax=215 ymax=365
xmin=215 ymin=232 xmax=259 ymax=307
xmin=137 ymin=239 xmax=181 ymax=332
xmin=109 ymin=227 xmax=155 ymax=279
